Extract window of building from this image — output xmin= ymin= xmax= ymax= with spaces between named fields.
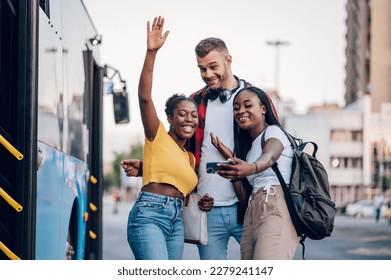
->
xmin=352 ymin=131 xmax=363 ymax=141
xmin=330 ymin=156 xmax=362 ymax=169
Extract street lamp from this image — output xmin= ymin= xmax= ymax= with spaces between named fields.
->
xmin=266 ymin=40 xmax=289 ymax=93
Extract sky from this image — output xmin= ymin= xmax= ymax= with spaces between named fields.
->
xmin=82 ymin=0 xmax=347 ymax=162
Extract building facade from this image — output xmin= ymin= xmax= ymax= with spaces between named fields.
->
xmin=284 ymin=95 xmax=391 ymax=208
xmin=267 ymin=0 xmax=391 ymax=208
xmin=344 ymin=0 xmax=391 ymax=112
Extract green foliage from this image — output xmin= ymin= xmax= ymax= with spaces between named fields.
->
xmin=103 ymin=172 xmax=118 ymax=190
xmin=129 ymin=143 xmax=143 ymax=159
xmin=103 ymin=142 xmax=144 ymax=190
xmin=383 ymin=176 xmax=391 ymax=192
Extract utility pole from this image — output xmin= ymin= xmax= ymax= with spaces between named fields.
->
xmin=266 ymin=40 xmax=289 ymax=93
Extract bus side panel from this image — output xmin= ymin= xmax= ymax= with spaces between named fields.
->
xmin=36 ymin=143 xmax=64 ymax=259
xmin=62 ymin=0 xmax=103 ymax=259
xmin=62 ymin=154 xmax=88 ymax=259
xmin=36 ymin=0 xmax=89 ymax=260
xmin=36 ymin=143 xmax=88 ymax=259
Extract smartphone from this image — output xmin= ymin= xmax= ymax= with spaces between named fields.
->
xmin=206 ymin=161 xmax=234 ymax=173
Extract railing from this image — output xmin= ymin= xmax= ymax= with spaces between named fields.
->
xmin=0 ymin=134 xmax=24 ymax=160
xmin=0 ymin=133 xmax=23 ymax=259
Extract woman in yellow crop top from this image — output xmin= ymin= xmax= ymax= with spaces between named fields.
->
xmin=126 ymin=16 xmax=199 ymax=260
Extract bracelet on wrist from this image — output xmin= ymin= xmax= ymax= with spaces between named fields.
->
xmin=136 ymin=160 xmax=143 ymax=177
xmin=253 ymin=161 xmax=259 ymax=174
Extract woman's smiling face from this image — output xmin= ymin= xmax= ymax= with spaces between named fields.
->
xmin=233 ymin=90 xmax=266 ymax=131
xmin=168 ymin=100 xmax=199 ymax=140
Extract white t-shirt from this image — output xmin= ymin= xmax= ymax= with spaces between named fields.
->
xmin=246 ymin=125 xmax=293 ymax=193
xmin=196 ymin=80 xmax=245 ymax=206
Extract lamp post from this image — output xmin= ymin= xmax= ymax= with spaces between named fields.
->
xmin=266 ymin=40 xmax=289 ymax=93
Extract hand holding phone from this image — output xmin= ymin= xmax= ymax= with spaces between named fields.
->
xmin=206 ymin=161 xmax=234 ymax=173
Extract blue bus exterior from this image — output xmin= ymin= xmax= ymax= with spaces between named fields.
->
xmin=0 ymin=0 xmax=127 ymax=260
xmin=35 ymin=144 xmax=89 ymax=259
xmin=35 ymin=0 xmax=99 ymax=259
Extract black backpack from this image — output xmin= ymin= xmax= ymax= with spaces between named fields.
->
xmin=261 ymin=125 xmax=336 ymax=259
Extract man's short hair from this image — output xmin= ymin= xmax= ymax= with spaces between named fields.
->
xmin=195 ymin=37 xmax=229 ymax=58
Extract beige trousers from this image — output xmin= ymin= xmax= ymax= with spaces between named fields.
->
xmin=240 ymin=185 xmax=300 ymax=260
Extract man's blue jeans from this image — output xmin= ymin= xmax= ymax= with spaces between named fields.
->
xmin=197 ymin=204 xmax=243 ymax=260
xmin=127 ymin=191 xmax=184 ymax=260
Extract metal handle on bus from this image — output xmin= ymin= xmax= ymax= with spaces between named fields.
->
xmin=0 ymin=187 xmax=23 ymax=212
xmin=0 ymin=241 xmax=21 ymax=260
xmin=90 ymin=202 xmax=97 ymax=211
xmin=90 ymin=175 xmax=97 ymax=184
xmin=0 ymin=134 xmax=24 ymax=160
xmin=89 ymin=230 xmax=97 ymax=239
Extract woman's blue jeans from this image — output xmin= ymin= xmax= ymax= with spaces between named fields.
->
xmin=127 ymin=191 xmax=184 ymax=260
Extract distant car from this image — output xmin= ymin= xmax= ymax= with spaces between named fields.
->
xmin=345 ymin=200 xmax=387 ymax=218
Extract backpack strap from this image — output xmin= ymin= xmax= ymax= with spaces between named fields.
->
xmin=260 ymin=125 xmax=316 ymax=158
xmin=261 ymin=126 xmax=306 ymax=259
xmin=297 ymin=141 xmax=318 ymax=157
xmin=260 ymin=124 xmax=299 ymax=149
xmin=271 ymin=162 xmax=306 ymax=258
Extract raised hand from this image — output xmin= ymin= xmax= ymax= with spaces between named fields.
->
xmin=210 ymin=132 xmax=233 ymax=159
xmin=147 ymin=16 xmax=169 ymax=52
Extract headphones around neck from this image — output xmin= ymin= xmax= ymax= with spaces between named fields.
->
xmin=206 ymin=76 xmax=241 ymax=103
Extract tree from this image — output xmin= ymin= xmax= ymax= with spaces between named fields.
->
xmin=103 ymin=143 xmax=143 ymax=190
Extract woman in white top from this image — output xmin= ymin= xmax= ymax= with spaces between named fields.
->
xmin=210 ymin=86 xmax=300 ymax=260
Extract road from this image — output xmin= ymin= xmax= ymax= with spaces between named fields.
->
xmin=102 ymin=194 xmax=391 ymax=260
xmin=102 ymin=194 xmax=240 ymax=260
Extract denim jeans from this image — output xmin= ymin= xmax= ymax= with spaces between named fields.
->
xmin=127 ymin=191 xmax=184 ymax=260
xmin=197 ymin=204 xmax=243 ymax=260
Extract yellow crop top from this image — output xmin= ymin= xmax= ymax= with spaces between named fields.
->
xmin=142 ymin=122 xmax=198 ymax=197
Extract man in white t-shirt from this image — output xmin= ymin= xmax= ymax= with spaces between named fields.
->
xmin=186 ymin=37 xmax=252 ymax=260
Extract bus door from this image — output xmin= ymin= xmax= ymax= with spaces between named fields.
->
xmin=0 ymin=0 xmax=38 ymax=260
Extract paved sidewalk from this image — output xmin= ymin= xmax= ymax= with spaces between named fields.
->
xmin=102 ymin=194 xmax=391 ymax=260
xmin=102 ymin=195 xmax=240 ymax=260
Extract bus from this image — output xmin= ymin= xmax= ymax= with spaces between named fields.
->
xmin=0 ymin=0 xmax=129 ymax=260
